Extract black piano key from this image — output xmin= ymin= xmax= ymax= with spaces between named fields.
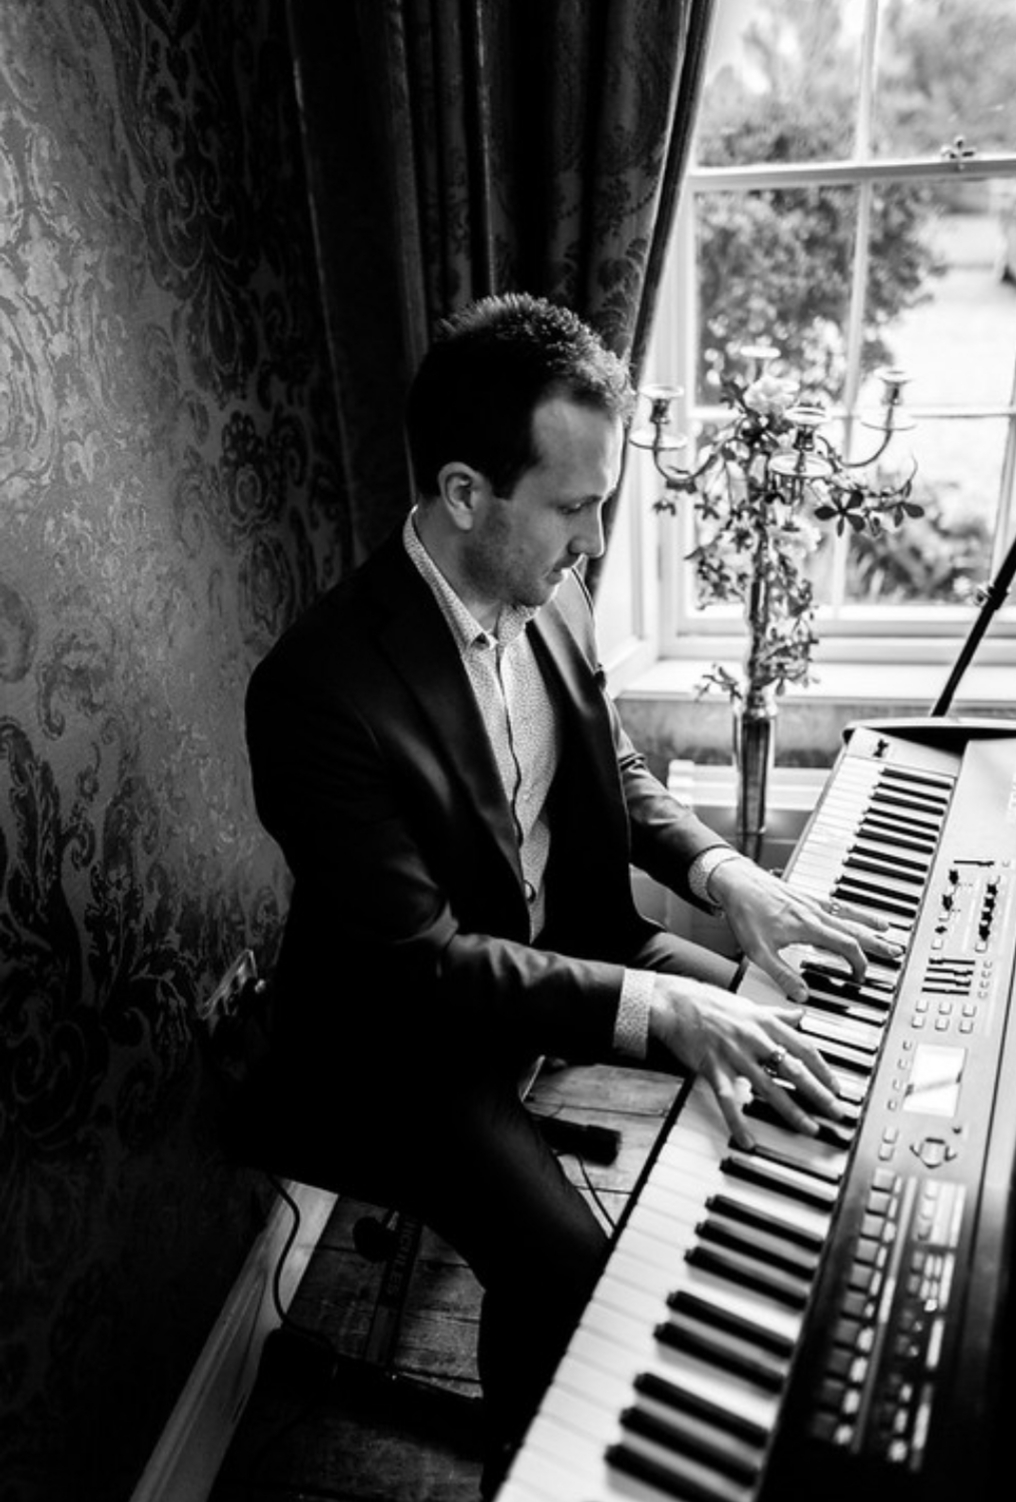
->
xmin=744 ymin=1095 xmax=855 ymax=1150
xmin=633 ymin=1371 xmax=769 ymax=1448
xmin=667 ymin=1288 xmax=797 ymax=1358
xmin=835 ymin=871 xmax=919 ymax=901
xmin=722 ymin=1150 xmax=840 ymax=1209
xmin=693 ymin=1213 xmax=820 ymax=1280
xmin=874 ymin=790 xmax=949 ymax=820
xmin=831 ymin=895 xmax=917 ymax=928
xmin=683 ymin=1244 xmax=811 ymax=1310
xmin=857 ymin=818 xmax=936 ymax=855
xmin=803 ymin=961 xmax=898 ymax=998
xmin=801 ymin=988 xmax=887 ymax=1026
xmin=620 ymin=1403 xmax=762 ymax=1486
xmin=704 ymin=1190 xmax=827 ymax=1252
xmin=746 ymin=1139 xmax=843 ymax=1186
xmin=864 ymin=784 xmax=944 ymax=810
xmin=878 ymin=765 xmax=952 ymax=794
xmin=848 ymin=837 xmax=929 ymax=873
xmin=877 ymin=773 xmax=951 ymax=806
xmin=842 ymin=852 xmax=926 ymax=887
xmin=803 ymin=968 xmax=900 ymax=1008
xmin=832 ymin=879 xmax=919 ymax=921
xmin=806 ymin=1034 xmax=876 ymax=1074
xmin=655 ymin=1311 xmax=790 ymax=1384
xmin=798 ymin=1014 xmax=881 ymax=1054
xmin=830 ymin=1072 xmax=867 ymax=1106
xmin=841 ymin=865 xmax=925 ymax=895
xmin=607 ymin=1440 xmax=734 ymax=1502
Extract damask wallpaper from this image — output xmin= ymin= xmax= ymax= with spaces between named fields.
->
xmin=0 ymin=1 xmax=352 ymax=1497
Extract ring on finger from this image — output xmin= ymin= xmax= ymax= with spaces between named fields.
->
xmin=763 ymin=1044 xmax=787 ymax=1077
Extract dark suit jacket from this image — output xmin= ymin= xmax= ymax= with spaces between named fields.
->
xmin=245 ymin=528 xmax=724 ymax=1115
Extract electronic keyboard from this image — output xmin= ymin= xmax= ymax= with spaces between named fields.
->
xmin=497 ymin=718 xmax=1016 ymax=1502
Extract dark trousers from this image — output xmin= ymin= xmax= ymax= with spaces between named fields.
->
xmin=356 ymin=931 xmax=737 ymax=1488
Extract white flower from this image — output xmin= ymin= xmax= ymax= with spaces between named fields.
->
xmin=744 ymin=373 xmax=798 ymax=418
xmin=773 ymin=519 xmax=821 ymax=560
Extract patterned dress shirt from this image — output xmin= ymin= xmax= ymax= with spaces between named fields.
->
xmin=403 ymin=511 xmax=728 ymax=1059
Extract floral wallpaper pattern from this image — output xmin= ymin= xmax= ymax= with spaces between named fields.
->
xmin=0 ymin=1 xmax=348 ymax=1497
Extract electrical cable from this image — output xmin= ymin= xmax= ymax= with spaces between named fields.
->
xmin=263 ymin=1174 xmax=338 ymax=1361
xmin=574 ymin=1149 xmax=616 ymax=1232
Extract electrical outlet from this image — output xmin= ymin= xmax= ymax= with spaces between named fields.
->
xmin=197 ymin=948 xmax=259 ymax=1031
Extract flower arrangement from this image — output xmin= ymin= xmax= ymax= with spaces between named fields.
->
xmin=633 ymin=349 xmax=923 ymax=857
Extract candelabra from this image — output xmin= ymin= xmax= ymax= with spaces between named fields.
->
xmin=631 ymin=344 xmax=919 ymax=860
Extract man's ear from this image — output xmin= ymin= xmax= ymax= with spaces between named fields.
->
xmin=436 ymin=462 xmax=485 ymax=531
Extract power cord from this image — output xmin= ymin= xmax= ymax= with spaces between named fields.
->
xmin=260 ymin=1175 xmax=341 ymax=1384
xmin=531 ymin=1112 xmax=620 ymax=1232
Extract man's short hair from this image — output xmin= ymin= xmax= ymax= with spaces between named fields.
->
xmin=405 ymin=293 xmax=635 ymax=499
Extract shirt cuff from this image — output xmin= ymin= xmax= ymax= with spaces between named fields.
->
xmin=688 ymin=846 xmax=746 ymax=911
xmin=614 ymin=968 xmax=654 ymax=1059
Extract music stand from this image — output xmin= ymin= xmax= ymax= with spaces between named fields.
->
xmin=930 ymin=529 xmax=1016 ymax=717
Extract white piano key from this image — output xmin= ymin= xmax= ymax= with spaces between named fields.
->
xmin=738 ymin=1113 xmax=849 ymax=1181
xmin=582 ymin=1251 xmax=803 ymax=1352
xmin=553 ymin=1344 xmax=768 ymax=1477
xmin=519 ymin=1407 xmax=678 ymax=1502
xmin=649 ymin=1094 xmax=835 ymax=1245
xmin=568 ymin=1312 xmax=782 ymax=1435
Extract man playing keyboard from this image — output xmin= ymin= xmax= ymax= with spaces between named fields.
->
xmin=244 ymin=293 xmax=899 ymax=1499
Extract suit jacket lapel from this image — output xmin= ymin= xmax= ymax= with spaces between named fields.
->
xmin=365 ymin=535 xmax=525 ymax=886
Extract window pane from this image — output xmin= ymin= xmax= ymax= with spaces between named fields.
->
xmin=697 ymin=0 xmax=863 ymax=167
xmin=846 ymin=421 xmax=1001 ymax=606
xmin=874 ymin=0 xmax=1016 ymax=158
xmin=861 ymin=185 xmax=1016 ymax=408
xmin=697 ymin=187 xmax=857 ymax=405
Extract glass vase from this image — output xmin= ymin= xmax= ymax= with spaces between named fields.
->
xmin=732 ymin=685 xmax=776 ymax=863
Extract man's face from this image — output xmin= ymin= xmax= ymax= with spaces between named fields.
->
xmin=463 ymin=396 xmax=624 ymax=615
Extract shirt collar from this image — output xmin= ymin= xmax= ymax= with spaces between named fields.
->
xmin=403 ymin=509 xmax=536 ymax=651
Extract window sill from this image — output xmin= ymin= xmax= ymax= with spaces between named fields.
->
xmin=614 ymin=657 xmax=1015 ymax=780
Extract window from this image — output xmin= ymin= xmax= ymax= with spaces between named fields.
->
xmin=606 ymin=0 xmax=1016 ymax=692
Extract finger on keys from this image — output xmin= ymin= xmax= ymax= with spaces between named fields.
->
xmin=775 ymin=1012 xmax=841 ymax=1095
xmin=756 ymin=1076 xmax=823 ymax=1138
xmin=746 ymin=1048 xmax=846 ymax=1138
xmin=710 ymin=1072 xmax=757 ymax=1151
xmin=773 ymin=1050 xmax=845 ymax=1123
xmin=809 ymin=893 xmax=905 ymax=964
xmin=745 ymin=941 xmax=811 ymax=1004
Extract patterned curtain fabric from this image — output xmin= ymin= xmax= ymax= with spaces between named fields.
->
xmin=289 ymin=0 xmax=715 ymax=559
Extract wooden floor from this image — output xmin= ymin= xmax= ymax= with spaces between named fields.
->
xmin=210 ymin=1059 xmax=685 ymax=1502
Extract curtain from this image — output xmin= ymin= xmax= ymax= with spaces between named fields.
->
xmin=287 ymin=0 xmax=715 ymax=562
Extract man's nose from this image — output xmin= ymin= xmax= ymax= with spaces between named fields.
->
xmin=572 ymin=510 xmax=605 ymax=560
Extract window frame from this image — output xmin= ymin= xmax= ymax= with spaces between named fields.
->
xmin=652 ymin=148 xmax=1016 ymax=666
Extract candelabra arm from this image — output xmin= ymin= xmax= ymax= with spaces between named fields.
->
xmin=839 ymin=428 xmax=895 ymax=470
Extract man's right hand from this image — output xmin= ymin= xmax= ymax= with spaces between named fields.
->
xmin=648 ymin=975 xmax=844 ymax=1150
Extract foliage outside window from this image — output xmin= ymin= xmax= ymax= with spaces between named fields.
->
xmin=656 ymin=0 xmax=1016 ymax=655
